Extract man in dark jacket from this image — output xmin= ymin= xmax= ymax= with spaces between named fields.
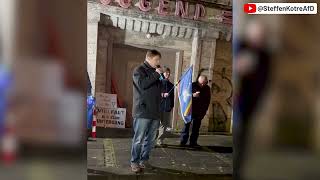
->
xmin=130 ymin=50 xmax=163 ymax=173
xmin=233 ymin=21 xmax=271 ymax=180
xmin=156 ymin=67 xmax=174 ymax=146
xmin=180 ymin=75 xmax=211 ymax=147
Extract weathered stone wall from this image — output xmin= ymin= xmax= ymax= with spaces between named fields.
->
xmin=191 ymin=37 xmax=232 ymax=133
xmin=210 ymin=39 xmax=232 ymax=132
xmin=95 ymin=25 xmax=109 ymax=93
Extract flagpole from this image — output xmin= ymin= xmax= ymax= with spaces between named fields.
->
xmin=162 ymin=65 xmax=193 ymax=97
xmin=166 ymin=79 xmax=180 ymax=96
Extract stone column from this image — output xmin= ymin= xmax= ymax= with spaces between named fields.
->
xmin=0 ymin=0 xmax=15 ymax=65
xmin=95 ymin=25 xmax=110 ymax=93
xmin=197 ymin=30 xmax=219 ymax=132
xmin=190 ymin=29 xmax=202 ymax=82
xmin=87 ymin=9 xmax=100 ymax=95
xmin=201 ymin=38 xmax=218 ymax=132
xmin=172 ymin=51 xmax=183 ymax=131
xmin=106 ymin=31 xmax=113 ymax=93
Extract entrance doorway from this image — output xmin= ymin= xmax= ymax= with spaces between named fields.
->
xmin=109 ymin=44 xmax=178 ymax=128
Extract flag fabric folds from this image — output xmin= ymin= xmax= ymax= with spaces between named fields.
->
xmin=177 ymin=66 xmax=193 ymax=124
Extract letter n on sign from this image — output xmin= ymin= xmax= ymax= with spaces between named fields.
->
xmin=175 ymin=1 xmax=189 ymax=18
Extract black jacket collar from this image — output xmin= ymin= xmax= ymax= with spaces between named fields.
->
xmin=143 ymin=61 xmax=155 ymax=70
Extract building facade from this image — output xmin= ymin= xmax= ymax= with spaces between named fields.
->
xmin=88 ymin=0 xmax=233 ymax=133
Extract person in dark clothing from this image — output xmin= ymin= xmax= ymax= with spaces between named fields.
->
xmin=233 ymin=20 xmax=271 ymax=180
xmin=130 ymin=50 xmax=163 ymax=173
xmin=156 ymin=67 xmax=174 ymax=146
xmin=180 ymin=75 xmax=211 ymax=147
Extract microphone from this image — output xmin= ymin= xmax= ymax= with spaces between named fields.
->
xmin=156 ymin=65 xmax=165 ymax=80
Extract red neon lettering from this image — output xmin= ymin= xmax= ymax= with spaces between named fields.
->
xmin=194 ymin=4 xmax=206 ymax=20
xmin=158 ymin=0 xmax=169 ymax=15
xmin=175 ymin=1 xmax=189 ymax=18
xmin=100 ymin=0 xmax=111 ymax=5
xmin=138 ymin=0 xmax=152 ymax=12
xmin=117 ymin=0 xmax=132 ymax=8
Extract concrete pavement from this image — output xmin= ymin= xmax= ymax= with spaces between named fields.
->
xmin=88 ymin=133 xmax=233 ymax=180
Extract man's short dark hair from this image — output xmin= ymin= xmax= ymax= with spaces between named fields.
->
xmin=146 ymin=50 xmax=161 ymax=58
xmin=164 ymin=67 xmax=171 ymax=73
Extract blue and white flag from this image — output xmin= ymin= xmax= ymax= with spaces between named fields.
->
xmin=177 ymin=66 xmax=193 ymax=124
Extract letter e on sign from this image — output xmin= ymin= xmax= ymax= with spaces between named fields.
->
xmin=158 ymin=0 xmax=169 ymax=15
xmin=100 ymin=0 xmax=111 ymax=5
xmin=117 ymin=0 xmax=132 ymax=8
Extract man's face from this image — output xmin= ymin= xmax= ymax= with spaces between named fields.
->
xmin=164 ymin=71 xmax=170 ymax=79
xmin=147 ymin=55 xmax=161 ymax=68
xmin=198 ymin=76 xmax=207 ymax=87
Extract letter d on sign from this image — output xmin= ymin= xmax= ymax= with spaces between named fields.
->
xmin=309 ymin=6 xmax=314 ymax=11
xmin=194 ymin=4 xmax=206 ymax=20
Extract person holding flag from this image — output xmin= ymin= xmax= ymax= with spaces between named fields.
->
xmin=178 ymin=69 xmax=211 ymax=147
xmin=156 ymin=67 xmax=174 ymax=146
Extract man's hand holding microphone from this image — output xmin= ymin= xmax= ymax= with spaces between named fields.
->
xmin=156 ymin=65 xmax=163 ymax=74
xmin=156 ymin=65 xmax=165 ymax=80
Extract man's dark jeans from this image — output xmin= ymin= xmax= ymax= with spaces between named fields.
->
xmin=180 ymin=117 xmax=202 ymax=145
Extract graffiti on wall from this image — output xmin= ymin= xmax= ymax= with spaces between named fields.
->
xmin=198 ymin=68 xmax=233 ymax=132
xmin=198 ymin=67 xmax=232 ymax=132
xmin=211 ymin=67 xmax=232 ymax=132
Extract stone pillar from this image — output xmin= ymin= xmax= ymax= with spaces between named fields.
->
xmin=172 ymin=51 xmax=183 ymax=131
xmin=0 ymin=0 xmax=15 ymax=65
xmin=200 ymin=38 xmax=217 ymax=132
xmin=200 ymin=34 xmax=219 ymax=132
xmin=106 ymin=32 xmax=113 ymax=93
xmin=95 ymin=25 xmax=109 ymax=93
xmin=87 ymin=10 xmax=100 ymax=95
xmin=190 ymin=29 xmax=202 ymax=82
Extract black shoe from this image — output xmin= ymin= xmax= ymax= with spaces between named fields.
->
xmin=189 ymin=143 xmax=201 ymax=148
xmin=179 ymin=143 xmax=187 ymax=147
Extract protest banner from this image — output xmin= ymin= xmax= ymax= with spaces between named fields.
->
xmin=96 ymin=107 xmax=126 ymax=128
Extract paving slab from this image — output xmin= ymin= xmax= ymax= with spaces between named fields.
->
xmin=88 ymin=135 xmax=233 ymax=180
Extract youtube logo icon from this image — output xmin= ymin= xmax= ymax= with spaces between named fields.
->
xmin=244 ymin=4 xmax=257 ymax=14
